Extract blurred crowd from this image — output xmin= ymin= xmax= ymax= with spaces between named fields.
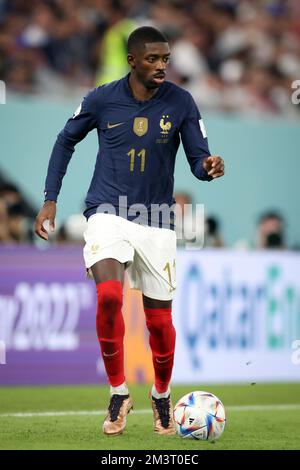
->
xmin=0 ymin=0 xmax=299 ymax=118
xmin=0 ymin=175 xmax=88 ymax=244
xmin=0 ymin=178 xmax=36 ymax=243
xmin=0 ymin=177 xmax=295 ymax=250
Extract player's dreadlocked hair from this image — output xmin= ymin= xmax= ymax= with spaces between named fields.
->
xmin=127 ymin=26 xmax=168 ymax=54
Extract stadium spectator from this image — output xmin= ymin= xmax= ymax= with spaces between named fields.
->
xmin=204 ymin=215 xmax=225 ymax=248
xmin=0 ymin=197 xmax=13 ymax=242
xmin=95 ymin=11 xmax=138 ymax=86
xmin=0 ymin=180 xmax=36 ymax=242
xmin=6 ymin=201 xmax=31 ymax=242
xmin=256 ymin=211 xmax=286 ymax=249
xmin=0 ymin=181 xmax=36 ymax=218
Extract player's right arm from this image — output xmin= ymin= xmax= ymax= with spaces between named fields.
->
xmin=35 ymin=200 xmax=56 ymax=240
xmin=35 ymin=88 xmax=99 ymax=240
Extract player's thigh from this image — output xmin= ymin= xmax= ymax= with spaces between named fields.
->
xmin=130 ymin=226 xmax=177 ymax=300
xmin=83 ymin=213 xmax=134 ymax=284
xmin=91 ymin=258 xmax=125 ymax=285
xmin=142 ymin=294 xmax=172 ymax=309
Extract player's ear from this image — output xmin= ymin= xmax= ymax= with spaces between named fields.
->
xmin=127 ymin=54 xmax=136 ymax=68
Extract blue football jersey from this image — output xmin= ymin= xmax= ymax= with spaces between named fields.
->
xmin=44 ymin=74 xmax=212 ymax=227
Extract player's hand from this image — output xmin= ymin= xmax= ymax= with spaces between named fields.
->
xmin=203 ymin=156 xmax=225 ymax=179
xmin=34 ymin=201 xmax=56 ymax=240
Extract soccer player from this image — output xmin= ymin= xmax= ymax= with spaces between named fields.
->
xmin=35 ymin=26 xmax=225 ymax=436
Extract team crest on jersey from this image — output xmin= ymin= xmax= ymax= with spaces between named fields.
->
xmin=133 ymin=117 xmax=148 ymax=136
xmin=160 ymin=115 xmax=172 ymax=135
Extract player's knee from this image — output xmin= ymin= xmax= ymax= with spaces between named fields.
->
xmin=98 ymin=291 xmax=122 ymax=313
xmin=146 ymin=311 xmax=174 ymax=336
xmin=96 ymin=280 xmax=123 ymax=316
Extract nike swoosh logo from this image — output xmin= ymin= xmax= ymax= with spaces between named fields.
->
xmin=156 ymin=357 xmax=171 ymax=364
xmin=107 ymin=122 xmax=125 ymax=129
xmin=103 ymin=350 xmax=119 ymax=357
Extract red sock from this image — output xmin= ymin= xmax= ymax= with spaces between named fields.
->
xmin=96 ymin=280 xmax=125 ymax=387
xmin=144 ymin=307 xmax=176 ymax=393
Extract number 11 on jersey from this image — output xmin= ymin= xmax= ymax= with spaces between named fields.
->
xmin=127 ymin=148 xmax=146 ymax=172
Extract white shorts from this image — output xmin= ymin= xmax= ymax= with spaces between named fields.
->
xmin=83 ymin=213 xmax=177 ymax=300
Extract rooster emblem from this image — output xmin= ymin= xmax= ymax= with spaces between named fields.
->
xmin=160 ymin=115 xmax=172 ymax=135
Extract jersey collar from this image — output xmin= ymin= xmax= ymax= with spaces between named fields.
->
xmin=122 ymin=73 xmax=165 ymax=104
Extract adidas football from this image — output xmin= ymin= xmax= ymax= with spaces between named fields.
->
xmin=173 ymin=391 xmax=226 ymax=440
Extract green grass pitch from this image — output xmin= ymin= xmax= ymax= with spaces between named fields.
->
xmin=0 ymin=383 xmax=300 ymax=450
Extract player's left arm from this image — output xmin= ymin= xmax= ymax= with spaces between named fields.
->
xmin=179 ymin=94 xmax=225 ymax=181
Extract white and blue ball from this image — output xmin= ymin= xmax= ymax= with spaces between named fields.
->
xmin=173 ymin=391 xmax=226 ymax=440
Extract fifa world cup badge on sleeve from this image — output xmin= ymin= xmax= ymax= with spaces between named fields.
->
xmin=73 ymin=103 xmax=82 ymax=118
xmin=199 ymin=119 xmax=207 ymax=138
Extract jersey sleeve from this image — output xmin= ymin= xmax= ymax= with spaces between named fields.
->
xmin=44 ymin=88 xmax=99 ymax=202
xmin=179 ymin=94 xmax=212 ymax=182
